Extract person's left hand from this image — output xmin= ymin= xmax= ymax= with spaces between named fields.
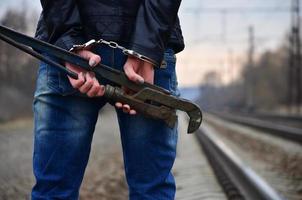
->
xmin=115 ymin=56 xmax=155 ymax=115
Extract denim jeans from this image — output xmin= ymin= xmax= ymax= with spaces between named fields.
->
xmin=31 ymin=45 xmax=179 ymax=200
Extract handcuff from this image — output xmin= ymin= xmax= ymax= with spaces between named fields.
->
xmin=70 ymin=39 xmax=167 ymax=68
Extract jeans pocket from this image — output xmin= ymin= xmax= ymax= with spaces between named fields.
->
xmin=46 ymin=58 xmax=78 ymax=96
xmin=154 ymin=48 xmax=179 ymax=96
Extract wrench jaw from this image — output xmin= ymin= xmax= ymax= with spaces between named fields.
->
xmin=104 ymin=85 xmax=203 ymax=133
xmin=187 ymin=108 xmax=203 ymax=134
xmin=132 ymin=87 xmax=203 ymax=133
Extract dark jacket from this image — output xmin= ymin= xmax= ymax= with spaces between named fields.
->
xmin=35 ymin=0 xmax=185 ymax=66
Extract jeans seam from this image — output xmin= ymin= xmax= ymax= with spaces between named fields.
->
xmin=112 ymin=48 xmax=115 ymax=68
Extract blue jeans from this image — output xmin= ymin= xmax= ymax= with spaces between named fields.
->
xmin=31 ymin=45 xmax=179 ymax=200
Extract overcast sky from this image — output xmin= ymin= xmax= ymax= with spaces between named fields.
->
xmin=177 ymin=0 xmax=291 ymax=86
xmin=0 ymin=0 xmax=292 ymax=86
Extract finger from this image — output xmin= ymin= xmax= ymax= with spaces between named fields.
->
xmin=138 ymin=62 xmax=155 ymax=84
xmin=115 ymin=102 xmax=123 ymax=109
xmin=122 ymin=104 xmax=130 ymax=113
xmin=79 ymin=72 xmax=94 ymax=93
xmin=124 ymin=63 xmax=144 ymax=84
xmin=70 ymin=72 xmax=85 ymax=89
xmin=86 ymin=77 xmax=101 ymax=97
xmin=129 ymin=110 xmax=137 ymax=115
xmin=78 ymin=50 xmax=101 ymax=67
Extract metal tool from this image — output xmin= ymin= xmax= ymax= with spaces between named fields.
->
xmin=0 ymin=25 xmax=202 ymax=133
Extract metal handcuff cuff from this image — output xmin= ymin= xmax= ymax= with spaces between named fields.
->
xmin=70 ymin=39 xmax=167 ymax=68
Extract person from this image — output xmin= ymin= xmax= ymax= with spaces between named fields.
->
xmin=32 ymin=0 xmax=184 ymax=199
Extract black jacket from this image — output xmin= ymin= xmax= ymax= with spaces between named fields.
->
xmin=35 ymin=0 xmax=185 ymax=66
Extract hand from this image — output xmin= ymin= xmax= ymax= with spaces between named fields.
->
xmin=65 ymin=49 xmax=105 ymax=97
xmin=115 ymin=56 xmax=155 ymax=115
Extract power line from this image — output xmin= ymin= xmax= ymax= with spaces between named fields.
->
xmin=186 ymin=35 xmax=284 ymax=47
xmin=185 ymin=7 xmax=290 ymax=14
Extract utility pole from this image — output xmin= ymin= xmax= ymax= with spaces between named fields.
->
xmin=228 ymin=49 xmax=235 ymax=83
xmin=246 ymin=26 xmax=255 ymax=112
xmin=289 ymin=0 xmax=302 ymax=113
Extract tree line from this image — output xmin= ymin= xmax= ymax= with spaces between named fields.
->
xmin=198 ymin=42 xmax=290 ymax=113
xmin=0 ymin=8 xmax=39 ymax=121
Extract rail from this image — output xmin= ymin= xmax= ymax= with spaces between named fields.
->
xmin=212 ymin=112 xmax=302 ymax=143
xmin=196 ymin=124 xmax=285 ymax=200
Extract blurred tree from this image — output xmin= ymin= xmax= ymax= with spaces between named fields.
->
xmin=0 ymin=7 xmax=38 ymax=121
xmin=198 ymin=42 xmax=289 ymax=113
xmin=241 ymin=45 xmax=288 ymax=110
xmin=0 ymin=8 xmax=27 ymax=82
xmin=204 ymin=71 xmax=221 ymax=87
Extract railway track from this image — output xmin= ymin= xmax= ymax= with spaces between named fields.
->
xmin=175 ymin=110 xmax=302 ymax=200
xmin=0 ymin=110 xmax=300 ymax=199
xmin=195 ymin=122 xmax=285 ymax=200
xmin=211 ymin=112 xmax=302 ymax=144
xmin=247 ymin=113 xmax=302 ymax=129
xmin=202 ymin=114 xmax=302 ymax=200
xmin=239 ymin=113 xmax=302 ymax=127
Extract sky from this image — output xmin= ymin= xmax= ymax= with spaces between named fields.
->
xmin=0 ymin=0 xmax=292 ymax=87
xmin=177 ymin=0 xmax=291 ymax=86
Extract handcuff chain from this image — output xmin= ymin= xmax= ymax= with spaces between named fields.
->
xmin=96 ymin=39 xmax=126 ymax=52
xmin=71 ymin=39 xmax=163 ymax=68
xmin=96 ymin=39 xmax=163 ymax=67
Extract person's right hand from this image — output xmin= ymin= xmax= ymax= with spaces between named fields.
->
xmin=65 ymin=49 xmax=105 ymax=98
xmin=114 ymin=56 xmax=155 ymax=115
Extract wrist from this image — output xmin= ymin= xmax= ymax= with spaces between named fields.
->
xmin=127 ymin=56 xmax=154 ymax=69
xmin=124 ymin=49 xmax=157 ymax=67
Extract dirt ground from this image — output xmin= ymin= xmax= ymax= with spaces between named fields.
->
xmin=0 ymin=105 xmax=128 ymax=200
